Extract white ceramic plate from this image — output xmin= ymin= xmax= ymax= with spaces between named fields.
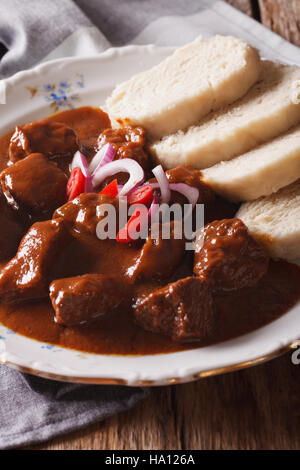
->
xmin=0 ymin=45 xmax=299 ymax=386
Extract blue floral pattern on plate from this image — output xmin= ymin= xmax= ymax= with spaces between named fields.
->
xmin=0 ymin=328 xmax=17 ymax=341
xmin=26 ymin=74 xmax=85 ymax=113
xmin=41 ymin=344 xmax=63 ymax=352
xmin=6 ymin=329 xmax=17 ymax=335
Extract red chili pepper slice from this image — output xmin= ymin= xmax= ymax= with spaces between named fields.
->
xmin=116 ymin=226 xmax=132 ymax=244
xmin=117 ymin=208 xmax=147 ymax=243
xmin=99 ymin=179 xmax=119 ymax=198
xmin=67 ymin=168 xmax=86 ymax=201
xmin=128 ymin=184 xmax=153 ymax=207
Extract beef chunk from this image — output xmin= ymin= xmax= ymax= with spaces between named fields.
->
xmin=0 ymin=219 xmax=70 ymax=302
xmin=9 ymin=120 xmax=78 ymax=163
xmin=0 ymin=190 xmax=27 ymax=261
xmin=54 ymin=192 xmax=119 ymax=236
xmin=127 ymin=222 xmax=185 ymax=281
xmin=0 ymin=153 xmax=68 ymax=218
xmin=194 ymin=218 xmax=269 ymax=290
xmin=166 ymin=166 xmax=215 ymax=205
xmin=97 ymin=127 xmax=150 ymax=172
xmin=133 ymin=277 xmax=214 ymax=342
xmin=50 ymin=274 xmax=126 ymax=326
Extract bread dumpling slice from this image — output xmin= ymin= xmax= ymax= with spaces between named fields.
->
xmin=151 ymin=61 xmax=300 ymax=169
xmin=107 ymin=35 xmax=261 ymax=140
xmin=202 ymin=124 xmax=300 ymax=202
xmin=237 ymin=180 xmax=300 ymax=265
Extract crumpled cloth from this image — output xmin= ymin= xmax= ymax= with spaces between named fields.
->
xmin=0 ymin=366 xmax=148 ymax=449
xmin=0 ymin=0 xmax=299 ymax=80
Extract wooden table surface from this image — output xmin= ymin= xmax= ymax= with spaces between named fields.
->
xmin=30 ymin=0 xmax=300 ymax=451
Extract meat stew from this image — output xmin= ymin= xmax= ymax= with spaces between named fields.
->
xmin=0 ymin=106 xmax=299 ymax=355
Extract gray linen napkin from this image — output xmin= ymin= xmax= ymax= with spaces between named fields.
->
xmin=0 ymin=0 xmax=299 ymax=80
xmin=0 ymin=366 xmax=148 ymax=450
xmin=0 ymin=0 xmax=299 ymax=451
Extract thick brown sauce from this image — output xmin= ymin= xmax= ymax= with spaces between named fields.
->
xmin=0 ymin=107 xmax=299 ymax=355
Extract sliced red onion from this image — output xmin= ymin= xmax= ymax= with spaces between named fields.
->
xmin=85 ymin=175 xmax=94 ymax=193
xmin=92 ymin=158 xmax=144 ymax=196
xmin=71 ymin=151 xmax=93 ymax=193
xmin=90 ymin=143 xmax=115 ymax=174
xmin=152 ymin=165 xmax=171 ymax=204
xmin=169 ymin=183 xmax=199 ymax=206
xmin=149 ymin=183 xmax=160 ymax=190
xmin=148 ymin=193 xmax=160 ymax=220
xmin=150 ymin=181 xmax=199 ymax=208
xmin=71 ymin=150 xmax=89 ymax=174
xmin=169 ymin=183 xmax=199 ymax=218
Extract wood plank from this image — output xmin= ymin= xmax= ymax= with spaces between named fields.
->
xmin=259 ymin=0 xmax=300 ymax=46
xmin=29 ymin=387 xmax=181 ymax=450
xmin=224 ymin=0 xmax=253 ymax=17
xmin=175 ymin=353 xmax=300 ymax=450
xmin=29 ymin=352 xmax=300 ymax=450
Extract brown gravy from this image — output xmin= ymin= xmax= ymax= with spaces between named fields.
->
xmin=0 ymin=107 xmax=299 ymax=355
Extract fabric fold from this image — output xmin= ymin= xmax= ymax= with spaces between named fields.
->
xmin=0 ymin=367 xmax=149 ymax=450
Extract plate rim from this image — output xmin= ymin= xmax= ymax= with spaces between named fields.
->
xmin=0 ymin=342 xmax=295 ymax=386
xmin=2 ymin=44 xmax=175 ymax=88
